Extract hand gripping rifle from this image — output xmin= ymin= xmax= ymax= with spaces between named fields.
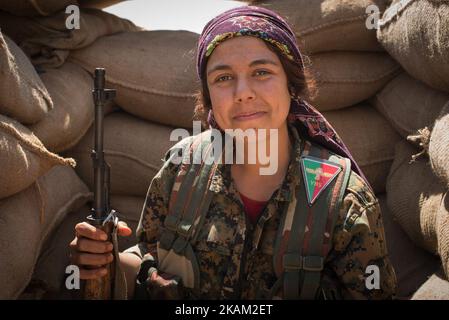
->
xmin=83 ymin=68 xmax=119 ymax=300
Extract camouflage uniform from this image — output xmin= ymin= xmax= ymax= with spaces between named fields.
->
xmin=126 ymin=127 xmax=397 ymax=300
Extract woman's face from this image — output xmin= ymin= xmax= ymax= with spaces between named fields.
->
xmin=206 ymin=36 xmax=291 ymax=132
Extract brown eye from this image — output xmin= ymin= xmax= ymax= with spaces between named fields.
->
xmin=255 ymin=70 xmax=270 ymax=76
xmin=216 ymin=75 xmax=232 ymax=82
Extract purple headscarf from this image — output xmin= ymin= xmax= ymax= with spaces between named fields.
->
xmin=196 ymin=5 xmax=368 ymax=184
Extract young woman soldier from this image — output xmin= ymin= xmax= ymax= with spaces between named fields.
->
xmin=70 ymin=6 xmax=397 ymax=300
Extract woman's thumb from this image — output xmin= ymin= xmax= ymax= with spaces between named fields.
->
xmin=117 ymin=221 xmax=132 ymax=237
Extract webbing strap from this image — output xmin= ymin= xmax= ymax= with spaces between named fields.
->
xmin=173 ymin=135 xmax=216 ymax=253
xmin=299 ymin=149 xmax=351 ymax=299
xmin=162 ymin=131 xmax=217 ymax=255
xmin=166 ymin=135 xmax=204 ymax=230
xmin=282 ymin=143 xmax=351 ymax=300
xmin=282 ymin=142 xmax=312 ymax=299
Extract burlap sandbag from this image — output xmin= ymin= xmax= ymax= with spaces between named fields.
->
xmin=429 ymin=102 xmax=449 ymax=188
xmin=0 ymin=8 xmax=140 ymax=67
xmin=28 ymin=62 xmax=94 ymax=153
xmin=0 ymin=0 xmax=77 ymax=16
xmin=386 ymin=140 xmax=446 ymax=253
xmin=0 ymin=165 xmax=91 ymax=299
xmin=371 ymin=73 xmax=449 ymax=139
xmin=377 ymin=0 xmax=449 ymax=93
xmin=437 ymin=192 xmax=449 ymax=279
xmin=308 ymin=52 xmax=400 ymax=111
xmin=411 ymin=269 xmax=449 ymax=300
xmin=66 ymin=112 xmax=178 ymax=197
xmin=0 ymin=114 xmax=75 ymax=199
xmin=69 ymin=30 xmax=199 ymax=128
xmin=322 ymin=103 xmax=401 ymax=193
xmin=253 ymin=0 xmax=388 ymax=53
xmin=378 ymin=194 xmax=441 ymax=299
xmin=0 ymin=33 xmax=52 ymax=124
xmin=30 ymin=195 xmax=143 ymax=298
xmin=79 ymin=0 xmax=125 ymax=9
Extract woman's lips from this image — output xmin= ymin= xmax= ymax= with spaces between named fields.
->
xmin=233 ymin=111 xmax=267 ymax=121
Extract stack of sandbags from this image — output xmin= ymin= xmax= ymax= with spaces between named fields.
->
xmin=429 ymin=103 xmax=449 ymax=190
xmin=322 ymin=103 xmax=401 ymax=193
xmin=371 ymin=73 xmax=449 ymax=139
xmin=65 ymin=112 xmax=178 ymax=197
xmin=0 ymin=52 xmax=89 ymax=297
xmin=374 ymin=0 xmax=449 ymax=290
xmin=78 ymin=0 xmax=126 ymax=9
xmin=0 ymin=13 xmax=112 ymax=298
xmin=386 ymin=141 xmax=449 ymax=281
xmin=0 ymin=0 xmax=78 ymax=16
xmin=69 ymin=30 xmax=200 ymax=129
xmin=0 ymin=7 xmax=141 ymax=67
xmin=0 ymin=32 xmax=52 ymax=124
xmin=377 ymin=0 xmax=449 ymax=93
xmin=249 ymin=0 xmax=388 ymax=53
xmin=0 ymin=164 xmax=90 ymax=299
xmin=378 ymin=194 xmax=441 ymax=299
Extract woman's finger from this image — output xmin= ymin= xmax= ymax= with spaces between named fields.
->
xmin=79 ymin=267 xmax=108 ymax=280
xmin=75 ymin=222 xmax=108 ymax=241
xmin=75 ymin=238 xmax=113 ymax=254
xmin=71 ymin=252 xmax=113 ymax=267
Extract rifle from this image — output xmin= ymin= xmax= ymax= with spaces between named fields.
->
xmin=84 ymin=68 xmax=117 ymax=300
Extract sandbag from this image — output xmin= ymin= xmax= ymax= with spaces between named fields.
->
xmin=79 ymin=0 xmax=125 ymax=9
xmin=411 ymin=270 xmax=449 ymax=300
xmin=254 ymin=0 xmax=388 ymax=53
xmin=322 ymin=103 xmax=401 ymax=193
xmin=30 ymin=195 xmax=143 ymax=298
xmin=28 ymin=62 xmax=94 ymax=153
xmin=0 ymin=166 xmax=91 ymax=299
xmin=429 ymin=102 xmax=449 ymax=188
xmin=0 ymin=8 xmax=140 ymax=67
xmin=377 ymin=0 xmax=449 ymax=93
xmin=66 ymin=112 xmax=178 ymax=197
xmin=437 ymin=192 xmax=449 ymax=279
xmin=0 ymin=32 xmax=52 ymax=124
xmin=308 ymin=52 xmax=399 ymax=111
xmin=371 ymin=73 xmax=449 ymax=139
xmin=378 ymin=194 xmax=441 ymax=299
xmin=0 ymin=114 xmax=75 ymax=199
xmin=386 ymin=140 xmax=445 ymax=253
xmin=0 ymin=0 xmax=77 ymax=16
xmin=69 ymin=30 xmax=199 ymax=128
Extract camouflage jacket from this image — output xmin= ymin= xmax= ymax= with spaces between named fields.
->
xmin=126 ymin=128 xmax=397 ymax=300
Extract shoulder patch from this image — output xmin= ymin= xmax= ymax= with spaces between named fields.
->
xmin=301 ymin=156 xmax=342 ymax=206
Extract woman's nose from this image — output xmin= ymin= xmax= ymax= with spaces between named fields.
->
xmin=234 ymin=77 xmax=255 ymax=103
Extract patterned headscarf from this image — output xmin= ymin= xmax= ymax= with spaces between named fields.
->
xmin=196 ymin=5 xmax=368 ymax=183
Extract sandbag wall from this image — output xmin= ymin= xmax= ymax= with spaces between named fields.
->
xmin=0 ymin=0 xmax=448 ymax=299
xmin=374 ymin=0 xmax=449 ymax=299
xmin=0 ymin=0 xmax=142 ymax=299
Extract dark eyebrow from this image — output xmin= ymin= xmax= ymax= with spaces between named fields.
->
xmin=206 ymin=59 xmax=279 ymax=76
